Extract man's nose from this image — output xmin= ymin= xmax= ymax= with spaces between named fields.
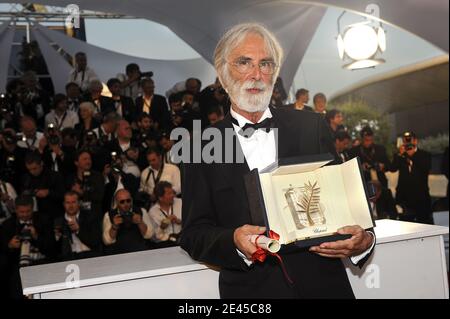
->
xmin=249 ymin=63 xmax=262 ymax=81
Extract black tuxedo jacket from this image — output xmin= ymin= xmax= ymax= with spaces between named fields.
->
xmin=180 ymin=107 xmax=374 ymax=298
xmin=135 ymin=95 xmax=170 ymax=130
xmin=113 ymin=96 xmax=136 ymax=124
xmin=82 ymin=94 xmax=115 ymax=116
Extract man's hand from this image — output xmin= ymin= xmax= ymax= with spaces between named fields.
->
xmin=233 ymin=225 xmax=266 ymax=259
xmin=309 ymin=225 xmax=373 ymax=259
xmin=112 ymin=215 xmax=123 ymax=227
xmin=132 ymin=213 xmax=143 ymax=225
xmin=38 ymin=135 xmax=47 ymax=153
xmin=34 ymin=189 xmax=49 ymax=198
xmin=8 ymin=236 xmax=21 ymax=249
xmin=28 ymin=226 xmax=39 ymax=241
xmin=68 ymin=220 xmax=80 ymax=233
xmin=71 ymin=183 xmax=83 ymax=195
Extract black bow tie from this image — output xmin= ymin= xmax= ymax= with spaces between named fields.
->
xmin=231 ymin=115 xmax=275 ymax=138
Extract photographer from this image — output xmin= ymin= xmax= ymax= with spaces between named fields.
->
xmin=66 ymin=150 xmax=105 ymax=224
xmin=148 ymin=181 xmax=182 ymax=248
xmin=44 ymin=94 xmax=79 ymax=130
xmin=102 ymin=150 xmax=139 ymax=213
xmin=135 ymin=78 xmax=171 ymax=131
xmin=16 ymin=71 xmax=50 ymax=127
xmin=390 ymin=132 xmax=433 ymax=224
xmin=139 ymin=148 xmax=181 ymax=202
xmin=54 ymin=191 xmax=102 ymax=261
xmin=199 ymin=81 xmax=223 ymax=120
xmin=41 ymin=127 xmax=78 ymax=177
xmin=0 ymin=178 xmax=17 ymax=225
xmin=92 ymin=112 xmax=119 ymax=146
xmin=0 ymin=195 xmax=55 ymax=298
xmin=350 ymin=126 xmax=397 ymax=220
xmin=0 ymin=91 xmax=17 ymax=130
xmin=107 ymin=78 xmax=137 ymax=125
xmin=116 ymin=63 xmax=153 ymax=101
xmin=0 ymin=128 xmax=27 ymax=189
xmin=20 ymin=151 xmax=65 ymax=219
xmin=132 ymin=113 xmax=159 ymax=170
xmin=67 ymin=52 xmax=99 ymax=93
xmin=65 ymin=82 xmax=82 ymax=113
xmin=82 ymin=80 xmax=115 ymax=121
xmin=75 ymin=102 xmax=100 ymax=142
xmin=16 ymin=116 xmax=44 ymax=151
xmin=102 ymin=189 xmax=153 ymax=255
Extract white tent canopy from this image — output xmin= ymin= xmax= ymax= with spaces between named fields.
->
xmin=30 ymin=23 xmax=218 ymax=94
xmin=1 ymin=0 xmax=448 ymax=94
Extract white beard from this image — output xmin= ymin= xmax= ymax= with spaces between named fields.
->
xmin=226 ymin=77 xmax=273 ymax=113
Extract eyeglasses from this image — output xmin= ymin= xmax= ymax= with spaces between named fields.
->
xmin=229 ymin=59 xmax=278 ymax=75
xmin=119 ymin=199 xmax=132 ymax=204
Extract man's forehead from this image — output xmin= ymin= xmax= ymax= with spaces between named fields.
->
xmin=228 ymin=34 xmax=272 ymax=60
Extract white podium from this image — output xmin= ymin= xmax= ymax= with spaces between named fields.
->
xmin=20 ymin=220 xmax=448 ymax=299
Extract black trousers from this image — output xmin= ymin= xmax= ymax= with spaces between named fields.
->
xmin=399 ymin=201 xmax=434 ymax=225
xmin=219 ymin=251 xmax=355 ymax=299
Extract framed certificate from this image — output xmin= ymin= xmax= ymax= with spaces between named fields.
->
xmin=244 ymin=153 xmax=375 ymax=248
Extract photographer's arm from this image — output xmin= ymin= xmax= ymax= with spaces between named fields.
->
xmin=102 ymin=213 xmax=117 ymax=245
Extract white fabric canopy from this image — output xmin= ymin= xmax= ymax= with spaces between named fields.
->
xmin=32 ymin=23 xmax=217 ymax=94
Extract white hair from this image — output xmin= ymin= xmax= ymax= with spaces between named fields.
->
xmin=79 ymin=101 xmax=95 ymax=114
xmin=213 ymin=23 xmax=284 ymax=112
xmin=214 ymin=23 xmax=283 ymax=85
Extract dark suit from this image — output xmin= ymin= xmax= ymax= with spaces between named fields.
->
xmin=82 ymin=94 xmax=115 ymax=117
xmin=112 ymin=96 xmax=137 ymax=124
xmin=284 ymin=103 xmax=314 ymax=112
xmin=180 ymin=107 xmax=372 ymax=298
xmin=390 ymin=149 xmax=433 ymax=224
xmin=54 ymin=210 xmax=102 ymax=261
xmin=135 ymin=95 xmax=170 ymax=130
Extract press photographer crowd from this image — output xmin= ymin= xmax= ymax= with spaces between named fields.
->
xmin=0 ymin=51 xmax=448 ymax=299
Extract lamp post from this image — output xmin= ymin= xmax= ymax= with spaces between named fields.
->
xmin=337 ymin=4 xmax=386 ymax=70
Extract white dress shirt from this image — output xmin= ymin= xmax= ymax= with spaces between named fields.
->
xmin=148 ymin=198 xmax=182 ymax=242
xmin=68 ymin=67 xmax=99 ymax=92
xmin=16 ymin=131 xmax=44 ymax=150
xmin=102 ymin=208 xmax=154 ymax=245
xmin=230 ymin=107 xmax=375 ymax=266
xmin=45 ymin=110 xmax=80 ymax=130
xmin=117 ymin=73 xmax=142 ymax=101
xmin=139 ymin=163 xmax=181 ymax=195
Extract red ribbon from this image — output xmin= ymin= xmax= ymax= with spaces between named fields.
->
xmin=251 ymin=230 xmax=294 ymax=285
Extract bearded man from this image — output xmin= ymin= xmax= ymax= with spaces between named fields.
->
xmin=180 ymin=23 xmax=375 ymax=299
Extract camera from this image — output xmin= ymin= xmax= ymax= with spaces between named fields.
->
xmin=81 ymin=170 xmax=92 ymax=193
xmin=0 ymin=93 xmax=13 ymax=117
xmin=85 ymin=130 xmax=96 ymax=144
xmin=47 ymin=123 xmax=60 ymax=145
xmin=18 ymin=223 xmax=33 ymax=267
xmin=110 ymin=152 xmax=123 ymax=174
xmin=403 ymin=132 xmax=416 ymax=152
xmin=18 ymin=223 xmax=33 ymax=242
xmin=119 ymin=210 xmax=133 ymax=219
xmin=140 ymin=71 xmax=153 ymax=78
xmin=1 ymin=155 xmax=16 ymax=180
xmin=1 ymin=130 xmax=17 ymax=145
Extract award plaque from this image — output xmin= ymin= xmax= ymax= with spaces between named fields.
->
xmin=244 ymin=153 xmax=375 ymax=249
